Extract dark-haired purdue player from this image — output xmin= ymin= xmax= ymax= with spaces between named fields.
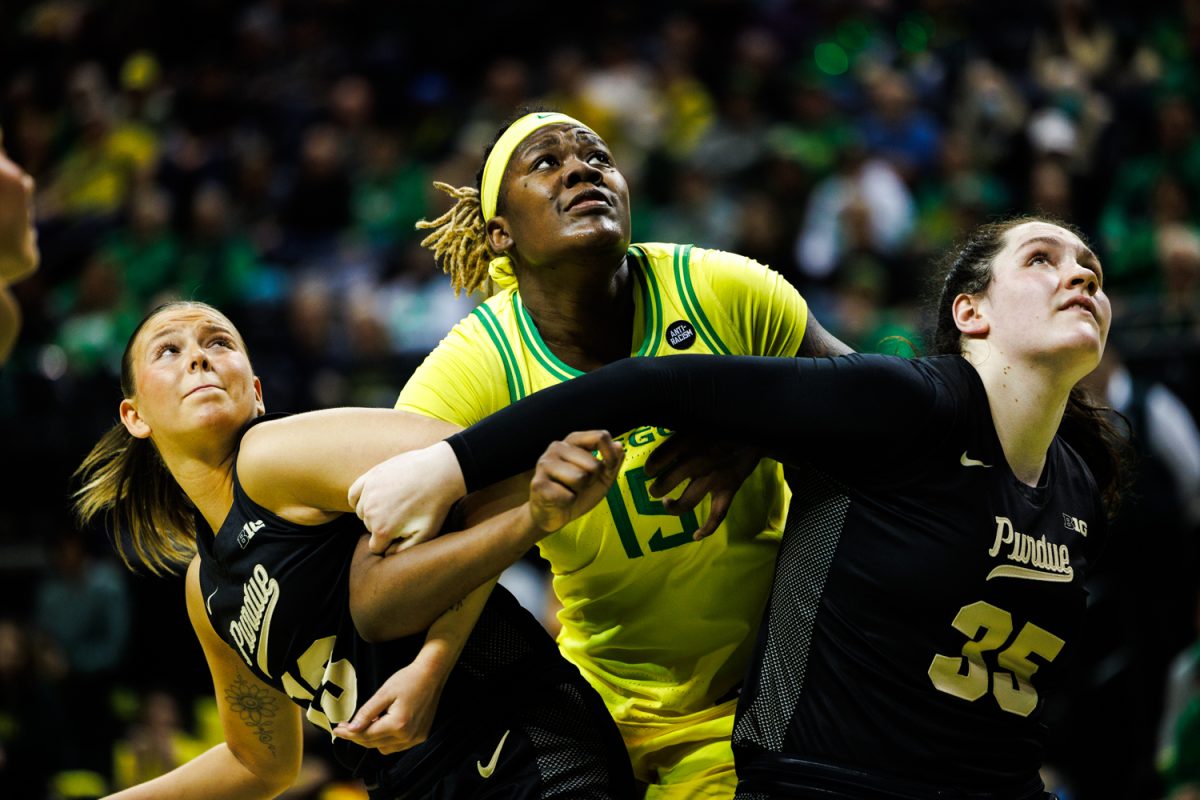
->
xmin=352 ymin=217 xmax=1126 ymax=799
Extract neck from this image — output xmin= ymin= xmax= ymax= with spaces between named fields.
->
xmin=966 ymin=348 xmax=1077 ymax=486
xmin=156 ymin=436 xmax=237 ymax=534
xmin=516 ymin=256 xmax=635 ymax=371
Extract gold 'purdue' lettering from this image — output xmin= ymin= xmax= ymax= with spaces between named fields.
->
xmin=987 ymin=517 xmax=1073 ymax=583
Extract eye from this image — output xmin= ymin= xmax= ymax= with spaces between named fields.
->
xmin=531 ymin=154 xmax=558 ymax=171
xmin=1028 ymin=250 xmax=1053 ymax=266
xmin=588 ymin=151 xmax=613 ymax=166
xmin=154 ymin=341 xmax=179 ymax=359
xmin=209 ymin=336 xmax=235 ymax=349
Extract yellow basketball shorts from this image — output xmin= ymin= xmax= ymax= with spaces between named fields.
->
xmin=622 ymin=698 xmax=739 ymax=799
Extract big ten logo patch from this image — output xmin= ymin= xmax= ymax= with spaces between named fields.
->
xmin=666 ymin=320 xmax=696 ymax=350
xmin=1062 ymin=513 xmax=1087 ymax=536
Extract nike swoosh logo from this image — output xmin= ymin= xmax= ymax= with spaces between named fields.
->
xmin=205 ymin=587 xmax=218 ymax=614
xmin=476 ymin=729 xmax=510 ymax=779
xmin=960 ymin=451 xmax=992 ymax=468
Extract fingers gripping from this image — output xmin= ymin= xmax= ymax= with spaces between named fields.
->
xmin=529 ymin=431 xmax=624 ymax=533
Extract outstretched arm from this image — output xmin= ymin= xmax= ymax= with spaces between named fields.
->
xmin=450 ymin=353 xmax=935 ymax=493
xmin=351 ymin=354 xmax=938 ymax=553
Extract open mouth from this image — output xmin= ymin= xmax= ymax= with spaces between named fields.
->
xmin=1061 ymin=296 xmax=1096 ymax=318
xmin=565 ymin=189 xmax=610 ymax=212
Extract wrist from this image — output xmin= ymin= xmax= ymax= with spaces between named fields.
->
xmin=431 ymin=441 xmax=467 ymax=500
xmin=414 ymin=637 xmax=455 ymax=682
xmin=517 ymin=503 xmax=552 ymax=543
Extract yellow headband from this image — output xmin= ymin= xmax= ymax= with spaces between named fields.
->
xmin=480 ymin=112 xmax=592 ymax=221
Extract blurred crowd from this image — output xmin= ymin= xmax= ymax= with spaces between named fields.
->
xmin=1 ymin=0 xmax=1199 ymax=797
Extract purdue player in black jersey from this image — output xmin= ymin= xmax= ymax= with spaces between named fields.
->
xmin=349 ymin=217 xmax=1127 ymax=799
xmin=73 ymin=300 xmax=635 ymax=799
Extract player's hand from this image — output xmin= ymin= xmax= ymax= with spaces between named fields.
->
xmin=0 ymin=136 xmax=39 ymax=283
xmin=349 ymin=441 xmax=467 ymax=555
xmin=528 ymin=431 xmax=624 ymax=535
xmin=643 ymin=433 xmax=763 ymax=540
xmin=332 ymin=655 xmax=446 ymax=755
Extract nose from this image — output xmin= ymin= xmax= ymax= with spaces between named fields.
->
xmin=189 ymin=344 xmax=211 ymax=371
xmin=1067 ymin=263 xmax=1099 ymax=296
xmin=563 ymin=154 xmax=601 ymax=188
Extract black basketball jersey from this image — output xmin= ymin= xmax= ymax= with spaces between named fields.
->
xmin=195 ymin=416 xmax=627 ymax=793
xmin=731 ymin=355 xmax=1106 ymax=792
xmin=441 ymin=352 xmax=1109 ymax=795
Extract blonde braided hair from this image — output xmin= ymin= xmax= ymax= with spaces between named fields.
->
xmin=416 ymin=181 xmax=495 ymax=296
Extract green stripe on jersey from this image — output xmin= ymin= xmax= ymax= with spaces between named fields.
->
xmin=473 ymin=305 xmax=526 ymax=402
xmin=629 ymin=246 xmax=662 ymax=357
xmin=675 ymin=244 xmax=731 ymax=355
xmin=514 ymin=294 xmax=582 ymax=381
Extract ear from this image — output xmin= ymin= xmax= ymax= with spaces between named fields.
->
xmin=253 ymin=376 xmax=265 ymax=417
xmin=487 ymin=217 xmax=514 ymax=254
xmin=119 ymin=398 xmax=152 ymax=439
xmin=952 ymin=292 xmax=990 ymax=337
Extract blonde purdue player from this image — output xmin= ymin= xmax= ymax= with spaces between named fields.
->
xmin=350 ymin=111 xmax=849 ymax=797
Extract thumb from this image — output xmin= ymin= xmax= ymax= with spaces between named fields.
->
xmin=604 ymin=443 xmax=625 ymax=482
xmin=343 ymin=690 xmax=391 ymax=731
xmin=368 ymin=530 xmax=392 ymax=556
xmin=348 ymin=473 xmax=365 ymax=511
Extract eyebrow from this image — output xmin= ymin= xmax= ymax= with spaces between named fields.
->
xmin=1018 ymin=235 xmax=1103 ymax=276
xmin=515 ymin=130 xmax=566 ymax=159
xmin=515 ymin=127 xmax=605 ymax=159
xmin=145 ymin=322 xmax=235 ymax=346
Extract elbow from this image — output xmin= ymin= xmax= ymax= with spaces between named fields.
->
xmin=350 ymin=575 xmax=426 ymax=643
xmin=227 ymin=742 xmax=300 ymax=797
xmin=261 ymin=769 xmax=298 ymax=798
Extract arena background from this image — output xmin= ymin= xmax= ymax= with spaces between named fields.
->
xmin=1 ymin=0 xmax=1199 ymax=797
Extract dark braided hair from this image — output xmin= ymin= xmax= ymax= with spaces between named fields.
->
xmin=415 ymin=107 xmax=551 ymax=296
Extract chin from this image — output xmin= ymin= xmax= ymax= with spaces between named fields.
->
xmin=1048 ymin=337 xmax=1104 ymax=382
xmin=566 ymin=225 xmax=629 ymax=257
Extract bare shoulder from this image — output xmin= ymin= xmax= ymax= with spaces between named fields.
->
xmin=797 ymin=313 xmax=854 ymax=358
xmin=184 ymin=556 xmax=222 ymax=648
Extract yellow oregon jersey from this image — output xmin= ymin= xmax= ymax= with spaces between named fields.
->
xmin=399 ymin=243 xmax=806 ymax=748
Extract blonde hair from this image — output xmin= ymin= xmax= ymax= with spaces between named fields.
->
xmin=73 ymin=300 xmax=241 ymax=574
xmin=416 ymin=182 xmax=495 ymax=296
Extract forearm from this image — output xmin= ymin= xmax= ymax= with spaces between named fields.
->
xmin=448 ymin=354 xmax=939 ymax=491
xmin=351 ymin=507 xmax=537 ymax=640
xmin=450 ymin=355 xmax=809 ymax=490
xmin=398 ymin=580 xmax=496 ymax=681
xmin=105 ymin=742 xmax=290 ymax=799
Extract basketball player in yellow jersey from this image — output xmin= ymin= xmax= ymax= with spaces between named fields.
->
xmin=353 ymin=112 xmax=848 ymax=798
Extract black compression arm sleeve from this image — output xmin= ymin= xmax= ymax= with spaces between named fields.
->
xmin=447 ymin=353 xmax=939 ymax=492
